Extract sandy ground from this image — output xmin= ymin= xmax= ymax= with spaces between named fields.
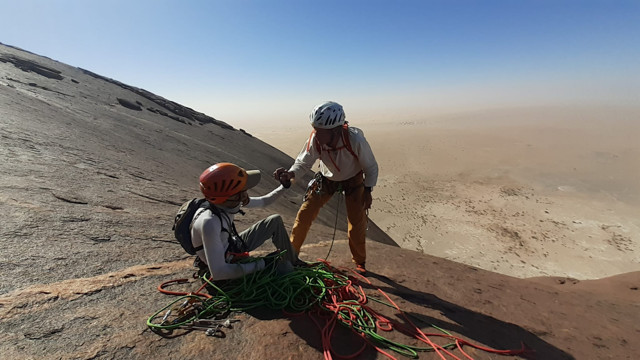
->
xmin=250 ymin=106 xmax=640 ymax=280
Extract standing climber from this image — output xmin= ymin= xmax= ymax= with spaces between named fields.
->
xmin=274 ymin=101 xmax=378 ymax=274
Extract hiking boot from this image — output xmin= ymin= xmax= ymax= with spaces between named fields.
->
xmin=355 ymin=263 xmax=367 ymax=275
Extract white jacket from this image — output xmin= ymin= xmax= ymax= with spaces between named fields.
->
xmin=289 ymin=126 xmax=378 ymax=188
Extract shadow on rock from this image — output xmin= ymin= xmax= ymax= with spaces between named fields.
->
xmin=287 ymin=312 xmax=379 ymax=360
xmin=247 ymin=306 xmax=379 ymax=359
xmin=365 ymin=271 xmax=574 ymax=360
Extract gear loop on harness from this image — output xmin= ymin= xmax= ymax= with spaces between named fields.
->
xmin=303 ymin=171 xmax=325 ymax=202
xmin=303 ymin=171 xmax=364 ymax=203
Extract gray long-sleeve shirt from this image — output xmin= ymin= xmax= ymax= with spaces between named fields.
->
xmin=190 ymin=186 xmax=286 ymax=280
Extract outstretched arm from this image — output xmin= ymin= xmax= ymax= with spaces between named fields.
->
xmin=244 ymin=185 xmax=287 ymax=208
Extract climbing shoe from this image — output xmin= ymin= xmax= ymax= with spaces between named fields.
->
xmin=355 ymin=263 xmax=367 ymax=275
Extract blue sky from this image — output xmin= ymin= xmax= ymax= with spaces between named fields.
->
xmin=1 ymin=1 xmax=639 ymax=129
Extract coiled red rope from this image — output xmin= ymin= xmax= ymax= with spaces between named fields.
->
xmin=308 ymin=260 xmax=532 ymax=360
xmin=153 ymin=259 xmax=531 ymax=359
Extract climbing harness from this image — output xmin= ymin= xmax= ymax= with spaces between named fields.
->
xmin=303 ymin=171 xmax=324 ymax=202
xmin=304 ymin=173 xmax=372 ymax=260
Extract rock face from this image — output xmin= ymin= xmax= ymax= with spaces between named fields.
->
xmin=1 ymin=43 xmax=638 ymax=360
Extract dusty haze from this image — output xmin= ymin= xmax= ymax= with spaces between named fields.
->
xmin=251 ymin=106 xmax=640 ymax=279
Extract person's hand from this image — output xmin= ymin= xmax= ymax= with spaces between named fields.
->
xmin=273 ymin=168 xmax=294 ymax=188
xmin=273 ymin=167 xmax=287 ymax=180
xmin=363 ymin=189 xmax=373 ymax=210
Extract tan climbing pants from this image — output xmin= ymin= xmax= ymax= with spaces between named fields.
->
xmin=290 ymin=172 xmax=367 ymax=265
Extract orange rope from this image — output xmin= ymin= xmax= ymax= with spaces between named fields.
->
xmin=157 ymin=278 xmax=211 ymax=298
xmin=314 ymin=261 xmax=530 ymax=359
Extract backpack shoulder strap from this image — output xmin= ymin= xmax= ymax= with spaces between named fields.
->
xmin=214 ymin=206 xmax=248 ymax=253
xmin=191 ymin=201 xmax=229 ymax=235
xmin=205 ymin=203 xmax=230 ymax=233
xmin=192 ymin=200 xmax=211 ymax=225
xmin=341 ymin=123 xmax=359 ymax=161
xmin=188 ymin=200 xmax=212 ymax=253
xmin=205 ymin=201 xmax=220 ymax=217
xmin=306 ymin=129 xmax=319 ymax=155
xmin=308 ymin=125 xmax=359 ymax=160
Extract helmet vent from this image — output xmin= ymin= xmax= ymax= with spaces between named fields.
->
xmin=229 ymin=180 xmax=241 ymax=192
xmin=325 ymin=113 xmax=338 ymax=126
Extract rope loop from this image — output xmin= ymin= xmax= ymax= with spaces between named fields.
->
xmin=148 ymin=258 xmax=530 ymax=359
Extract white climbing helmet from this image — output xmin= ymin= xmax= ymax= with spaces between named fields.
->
xmin=309 ymin=101 xmax=345 ymax=129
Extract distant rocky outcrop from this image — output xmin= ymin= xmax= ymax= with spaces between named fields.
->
xmin=116 ymin=97 xmax=142 ymax=111
xmin=0 ymin=40 xmax=236 ymax=130
xmin=79 ymin=68 xmax=235 ymax=129
xmin=0 ymin=53 xmax=64 ymax=80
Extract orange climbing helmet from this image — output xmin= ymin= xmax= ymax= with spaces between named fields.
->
xmin=199 ymin=163 xmax=261 ymax=204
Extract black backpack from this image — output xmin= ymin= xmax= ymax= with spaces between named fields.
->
xmin=173 ymin=198 xmax=217 ymax=255
xmin=172 ymin=198 xmax=246 ymax=255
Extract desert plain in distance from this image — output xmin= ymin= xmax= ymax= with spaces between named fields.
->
xmin=251 ymin=105 xmax=640 ymax=280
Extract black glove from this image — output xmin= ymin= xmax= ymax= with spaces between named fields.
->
xmin=281 ymin=177 xmax=292 ymax=189
xmin=274 ymin=168 xmax=293 ymax=188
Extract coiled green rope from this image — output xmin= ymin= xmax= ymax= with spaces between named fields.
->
xmin=147 ymin=256 xmax=343 ymax=331
xmin=148 ymin=256 xmax=527 ymax=359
